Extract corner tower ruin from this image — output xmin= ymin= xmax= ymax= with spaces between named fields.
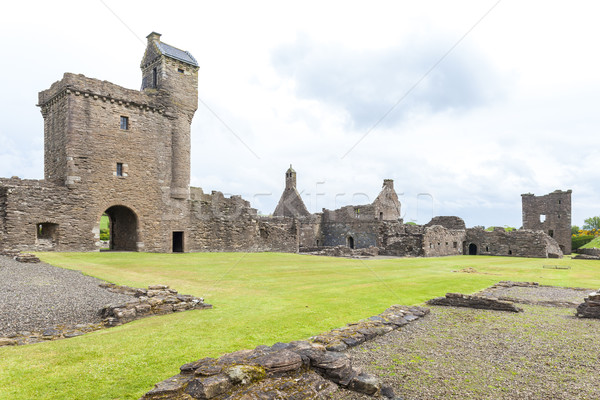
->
xmin=522 ymin=190 xmax=572 ymax=254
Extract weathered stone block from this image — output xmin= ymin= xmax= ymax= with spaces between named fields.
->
xmin=184 ymin=375 xmax=232 ymax=399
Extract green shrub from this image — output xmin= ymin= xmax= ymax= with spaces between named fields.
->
xmin=99 ymin=228 xmax=110 ymax=241
xmin=572 ymin=235 xmax=594 ymax=250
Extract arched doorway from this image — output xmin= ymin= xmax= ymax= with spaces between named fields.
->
xmin=103 ymin=205 xmax=138 ymax=251
xmin=468 ymin=243 xmax=477 ymax=255
xmin=347 ymin=236 xmax=355 ymax=249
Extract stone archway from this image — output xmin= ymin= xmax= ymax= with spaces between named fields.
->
xmin=103 ymin=205 xmax=139 ymax=251
xmin=468 ymin=243 xmax=478 ymax=255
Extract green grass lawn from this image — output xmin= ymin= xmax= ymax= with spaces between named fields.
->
xmin=1 ymin=252 xmax=598 ymax=400
xmin=580 ymin=236 xmax=600 ymax=249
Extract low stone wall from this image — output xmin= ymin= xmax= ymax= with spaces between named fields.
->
xmin=427 ymin=293 xmax=523 ymax=312
xmin=99 ymin=284 xmax=211 ymax=327
xmin=576 ymin=290 xmax=600 ymax=318
xmin=140 ymin=305 xmax=429 ymax=399
xmin=303 ymin=245 xmax=379 ymax=258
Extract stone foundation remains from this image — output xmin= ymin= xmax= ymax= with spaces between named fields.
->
xmin=99 ymin=284 xmax=211 ymax=327
xmin=140 ymin=305 xmax=429 ymax=399
xmin=427 ymin=293 xmax=523 ymax=312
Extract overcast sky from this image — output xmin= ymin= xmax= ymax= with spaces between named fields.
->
xmin=1 ymin=1 xmax=599 ymax=227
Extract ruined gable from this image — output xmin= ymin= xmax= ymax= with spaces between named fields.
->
xmin=273 ymin=165 xmax=310 ymax=218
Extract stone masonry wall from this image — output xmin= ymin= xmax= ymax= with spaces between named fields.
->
xmin=466 ymin=227 xmax=562 ymax=258
xmin=378 ymin=222 xmax=423 ymax=257
xmin=422 ymin=225 xmax=466 ymax=257
xmin=0 ymin=178 xmax=90 ymax=251
xmin=188 ymin=189 xmax=298 ymax=252
xmin=522 ymin=190 xmax=572 ymax=254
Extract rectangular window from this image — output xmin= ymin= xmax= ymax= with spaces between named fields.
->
xmin=153 ymin=67 xmax=157 ymax=87
xmin=177 ymin=68 xmax=184 ymax=73
xmin=116 ymin=163 xmax=123 ymax=177
xmin=120 ymin=116 xmax=129 ymax=130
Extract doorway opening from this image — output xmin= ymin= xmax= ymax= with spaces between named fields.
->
xmin=347 ymin=236 xmax=355 ymax=249
xmin=468 ymin=243 xmax=478 ymax=255
xmin=102 ymin=205 xmax=138 ymax=251
xmin=173 ymin=231 xmax=184 ymax=253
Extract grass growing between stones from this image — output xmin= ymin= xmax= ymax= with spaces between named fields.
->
xmin=0 ymin=253 xmax=598 ymax=399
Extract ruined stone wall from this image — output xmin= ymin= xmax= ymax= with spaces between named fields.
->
xmin=320 ymin=208 xmax=380 ymax=248
xmin=371 ymin=179 xmax=401 ymax=221
xmin=466 ymin=227 xmax=562 ymax=258
xmin=522 ymin=190 xmax=572 ymax=254
xmin=378 ymin=222 xmax=423 ymax=257
xmin=422 ymin=225 xmax=466 ymax=257
xmin=188 ymin=190 xmax=297 ymax=252
xmin=294 ymin=214 xmax=322 ymax=248
xmin=0 ymin=186 xmax=6 ymax=246
xmin=0 ymin=178 xmax=91 ymax=251
xmin=425 ymin=216 xmax=466 ymax=230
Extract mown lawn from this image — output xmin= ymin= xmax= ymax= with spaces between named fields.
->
xmin=0 ymin=253 xmax=598 ymax=400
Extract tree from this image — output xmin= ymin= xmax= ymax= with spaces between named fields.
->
xmin=571 ymin=225 xmax=580 ymax=235
xmin=583 ymin=216 xmax=600 ymax=230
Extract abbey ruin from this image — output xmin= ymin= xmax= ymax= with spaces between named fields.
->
xmin=0 ymin=33 xmax=570 ymax=258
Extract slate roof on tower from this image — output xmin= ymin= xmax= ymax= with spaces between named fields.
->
xmin=156 ymin=42 xmax=199 ymax=67
xmin=144 ymin=32 xmax=199 ymax=67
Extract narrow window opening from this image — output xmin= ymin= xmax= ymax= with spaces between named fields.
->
xmin=453 ymin=242 xmax=457 ymax=248
xmin=379 ymin=212 xmax=383 ymax=221
xmin=152 ymin=67 xmax=157 ymax=88
xmin=485 ymin=246 xmax=489 ymax=252
xmin=548 ymin=229 xmax=554 ymax=237
xmin=558 ymin=200 xmax=561 ymax=204
xmin=508 ymin=250 xmax=513 ymax=255
xmin=120 ymin=116 xmax=129 ymax=130
xmin=540 ymin=214 xmax=546 ymax=223
xmin=116 ymin=163 xmax=123 ymax=177
xmin=177 ymin=68 xmax=184 ymax=73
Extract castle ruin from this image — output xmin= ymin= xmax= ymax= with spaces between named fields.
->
xmin=0 ymin=33 xmax=568 ymax=259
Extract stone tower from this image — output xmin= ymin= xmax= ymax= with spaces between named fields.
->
xmin=141 ymin=32 xmax=199 ymax=199
xmin=273 ymin=165 xmax=310 ymax=218
xmin=522 ymin=190 xmax=572 ymax=254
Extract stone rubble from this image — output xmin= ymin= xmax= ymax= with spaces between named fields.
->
xmin=576 ymin=290 xmax=600 ymax=318
xmin=140 ymin=305 xmax=429 ymax=399
xmin=0 ymin=250 xmax=40 ymax=263
xmin=427 ymin=293 xmax=523 ymax=312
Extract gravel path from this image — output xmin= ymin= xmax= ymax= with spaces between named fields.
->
xmin=333 ymin=287 xmax=600 ymax=400
xmin=0 ymin=256 xmax=134 ymax=337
